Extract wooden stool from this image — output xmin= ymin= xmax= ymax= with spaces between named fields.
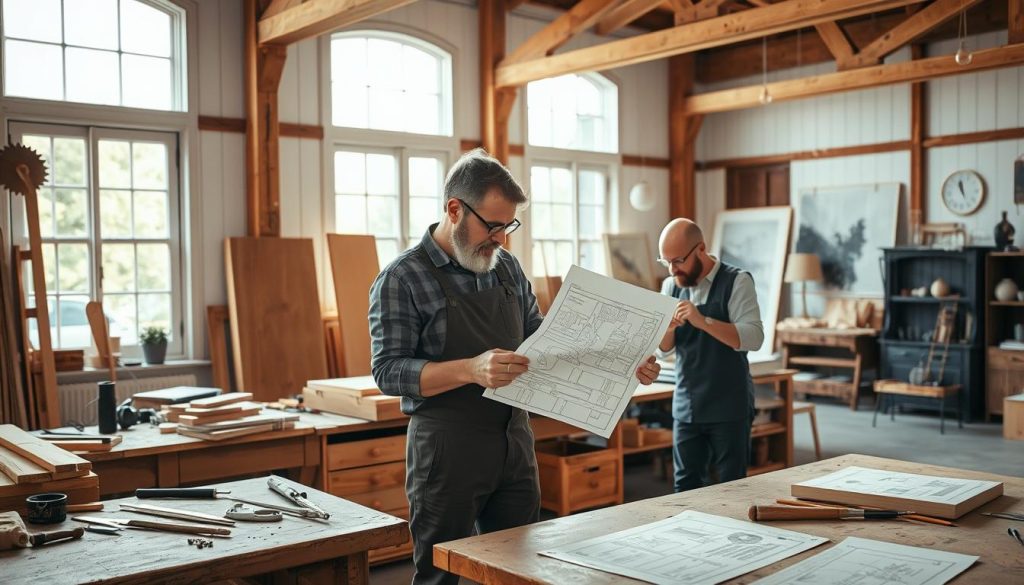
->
xmin=873 ymin=380 xmax=963 ymax=434
xmin=793 ymin=401 xmax=821 ymax=461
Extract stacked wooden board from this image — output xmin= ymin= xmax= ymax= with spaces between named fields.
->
xmin=0 ymin=424 xmax=98 ymax=514
xmin=302 ymin=376 xmax=404 ymax=421
xmin=162 ymin=392 xmax=300 ymax=441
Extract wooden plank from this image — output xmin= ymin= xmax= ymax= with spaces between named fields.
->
xmin=190 ymin=392 xmax=254 ymax=408
xmin=1013 ymin=0 xmax=1024 ymax=44
xmin=621 ymin=154 xmax=671 ymax=168
xmin=0 ymin=446 xmax=52 ymax=483
xmin=206 ymin=305 xmax=231 ymax=392
xmin=923 ymin=126 xmax=1024 ymax=148
xmin=669 ymin=54 xmax=696 ymax=220
xmin=685 ymin=43 xmax=1024 ymax=114
xmin=816 ymin=22 xmax=855 ymax=65
xmin=699 ymin=140 xmax=912 ymax=170
xmin=258 ymin=0 xmax=421 ymax=45
xmin=496 ymin=0 xmax=926 ymax=87
xmin=846 ymin=0 xmax=983 ymax=68
xmin=0 ymin=424 xmax=91 ymax=473
xmin=225 ymin=238 xmax=328 ymax=402
xmin=200 ymin=115 xmax=322 ymax=139
xmin=595 ymin=0 xmax=664 ymax=36
xmin=910 ymin=44 xmax=925 ymax=215
xmin=327 ymin=234 xmax=379 ymax=378
xmin=480 ymin=0 xmax=514 ymax=162
xmin=506 ymin=0 xmax=622 ymax=63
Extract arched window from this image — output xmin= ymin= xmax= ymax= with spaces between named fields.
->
xmin=328 ymin=30 xmax=454 ymax=265
xmin=2 ymin=0 xmax=186 ymax=111
xmin=330 ymin=31 xmax=453 ymax=136
xmin=527 ymin=73 xmax=618 ymax=153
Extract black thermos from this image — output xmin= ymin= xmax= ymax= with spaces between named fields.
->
xmin=97 ymin=381 xmax=117 ymax=434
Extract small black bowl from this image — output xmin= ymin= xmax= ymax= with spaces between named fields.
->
xmin=26 ymin=492 xmax=67 ymax=524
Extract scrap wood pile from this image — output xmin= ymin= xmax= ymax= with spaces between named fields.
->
xmin=0 ymin=424 xmax=98 ymax=514
xmin=161 ymin=392 xmax=299 ymax=441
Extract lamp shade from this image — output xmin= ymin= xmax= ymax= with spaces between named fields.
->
xmin=784 ymin=253 xmax=823 ymax=283
xmin=628 ymin=181 xmax=656 ymax=211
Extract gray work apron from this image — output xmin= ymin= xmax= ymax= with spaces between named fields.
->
xmin=406 ymin=248 xmax=540 ymax=585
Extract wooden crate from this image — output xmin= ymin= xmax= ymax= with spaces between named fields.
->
xmin=535 ymin=439 xmax=620 ymax=516
xmin=1004 ymin=394 xmax=1024 ymax=440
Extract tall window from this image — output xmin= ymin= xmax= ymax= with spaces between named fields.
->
xmin=330 ymin=31 xmax=453 ymax=136
xmin=530 ymin=164 xmax=608 ymax=277
xmin=333 ymin=148 xmax=446 ymax=265
xmin=2 ymin=0 xmax=185 ymax=111
xmin=527 ymin=73 xmax=617 ymax=153
xmin=12 ymin=122 xmax=182 ymax=355
xmin=328 ymin=30 xmax=454 ymax=266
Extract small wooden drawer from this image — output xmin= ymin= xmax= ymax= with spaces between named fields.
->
xmin=327 ymin=435 xmax=406 ymax=471
xmin=536 ymin=439 xmax=620 ymax=515
xmin=328 ymin=461 xmax=406 ymax=496
xmin=989 ymin=347 xmax=1024 ymax=369
xmin=345 ymin=485 xmax=409 ymax=512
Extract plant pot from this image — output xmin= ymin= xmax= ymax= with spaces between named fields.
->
xmin=142 ymin=340 xmax=167 ymax=365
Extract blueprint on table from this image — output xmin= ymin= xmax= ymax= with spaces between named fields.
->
xmin=483 ymin=265 xmax=677 ymax=437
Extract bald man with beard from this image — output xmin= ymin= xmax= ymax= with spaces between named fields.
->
xmin=657 ymin=218 xmax=765 ymax=492
xmin=369 ymin=149 xmax=662 ymax=585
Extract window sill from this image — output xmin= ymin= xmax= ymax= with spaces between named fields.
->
xmin=56 ymin=359 xmax=212 ymax=385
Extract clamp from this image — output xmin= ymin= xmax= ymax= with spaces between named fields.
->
xmin=225 ymin=503 xmax=283 ymax=522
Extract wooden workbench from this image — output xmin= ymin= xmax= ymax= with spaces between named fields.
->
xmin=434 ymin=454 xmax=1024 ymax=584
xmin=2 ymin=475 xmax=407 ymax=585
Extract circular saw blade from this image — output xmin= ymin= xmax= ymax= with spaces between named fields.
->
xmin=0 ymin=143 xmax=48 ymax=196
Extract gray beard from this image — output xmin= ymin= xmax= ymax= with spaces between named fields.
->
xmin=451 ymin=220 xmax=499 ymax=274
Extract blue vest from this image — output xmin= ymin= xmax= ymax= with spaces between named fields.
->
xmin=670 ymin=263 xmax=755 ymax=423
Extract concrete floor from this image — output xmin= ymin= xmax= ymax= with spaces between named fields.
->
xmin=370 ymin=400 xmax=1022 ymax=584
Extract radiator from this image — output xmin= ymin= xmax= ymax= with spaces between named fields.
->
xmin=58 ymin=374 xmax=198 ymax=426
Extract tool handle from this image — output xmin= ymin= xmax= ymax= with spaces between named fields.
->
xmin=29 ymin=527 xmax=85 ymax=546
xmin=67 ymin=502 xmax=103 ymax=513
xmin=136 ymin=488 xmax=220 ymax=499
xmin=127 ymin=520 xmax=231 ymax=536
xmin=749 ymin=505 xmax=844 ymax=521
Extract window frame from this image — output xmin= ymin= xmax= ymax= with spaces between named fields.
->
xmin=526 ymin=71 xmax=619 ymax=154
xmin=0 ymin=0 xmax=189 ymax=112
xmin=8 ymin=120 xmax=184 ymax=358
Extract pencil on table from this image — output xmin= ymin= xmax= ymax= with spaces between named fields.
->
xmin=775 ymin=498 xmax=956 ymax=527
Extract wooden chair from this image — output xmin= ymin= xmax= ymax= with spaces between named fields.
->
xmin=792 ymin=401 xmax=821 ymax=461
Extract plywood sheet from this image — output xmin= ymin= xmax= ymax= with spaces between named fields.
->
xmin=225 ymin=238 xmax=327 ymax=402
xmin=327 ymin=234 xmax=380 ymax=377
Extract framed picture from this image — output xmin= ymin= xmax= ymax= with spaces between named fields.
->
xmin=603 ymin=233 xmax=658 ymax=291
xmin=794 ymin=183 xmax=900 ymax=296
xmin=710 ymin=207 xmax=793 ymax=360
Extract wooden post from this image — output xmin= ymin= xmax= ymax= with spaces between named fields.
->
xmin=669 ymin=53 xmax=697 ymax=220
xmin=480 ymin=0 xmax=516 ymax=163
xmin=910 ymin=44 xmax=926 ymax=218
xmin=245 ymin=0 xmax=286 ymax=237
xmin=1012 ymin=0 xmax=1024 ymax=45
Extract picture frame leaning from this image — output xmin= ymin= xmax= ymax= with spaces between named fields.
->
xmin=603 ymin=233 xmax=659 ymax=291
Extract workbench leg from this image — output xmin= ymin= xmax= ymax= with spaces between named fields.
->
xmin=267 ymin=552 xmax=368 ymax=585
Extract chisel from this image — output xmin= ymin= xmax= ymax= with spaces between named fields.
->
xmin=748 ymin=505 xmax=915 ymax=521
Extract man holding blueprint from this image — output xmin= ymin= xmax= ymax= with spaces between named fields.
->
xmin=369 ymin=149 xmax=661 ymax=585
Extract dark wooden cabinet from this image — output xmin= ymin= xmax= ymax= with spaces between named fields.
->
xmin=727 ymin=163 xmax=789 ymax=209
xmin=880 ymin=247 xmax=990 ymax=421
xmin=984 ymin=252 xmax=1024 ymax=419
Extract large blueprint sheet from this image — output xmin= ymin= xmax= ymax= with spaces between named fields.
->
xmin=540 ymin=510 xmax=829 ymax=585
xmin=483 ymin=265 xmax=677 ymax=438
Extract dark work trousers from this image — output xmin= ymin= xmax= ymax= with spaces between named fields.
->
xmin=672 ymin=418 xmax=751 ymax=492
xmin=405 ymin=249 xmax=540 ymax=585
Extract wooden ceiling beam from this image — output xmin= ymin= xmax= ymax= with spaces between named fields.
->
xmin=685 ymin=42 xmax=1024 ymax=114
xmin=815 ymin=21 xmax=855 ymax=64
xmin=845 ymin=0 xmax=984 ymax=68
xmin=596 ymin=0 xmax=665 ymax=35
xmin=497 ymin=0 xmax=926 ymax=88
xmin=506 ymin=0 xmax=623 ymax=63
xmin=258 ymin=0 xmax=420 ymax=45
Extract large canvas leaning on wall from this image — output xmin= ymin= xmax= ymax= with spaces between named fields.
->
xmin=794 ymin=183 xmax=900 ymax=296
xmin=604 ymin=233 xmax=658 ymax=291
xmin=710 ymin=207 xmax=792 ymax=359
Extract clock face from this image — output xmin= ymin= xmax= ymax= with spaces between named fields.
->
xmin=941 ymin=170 xmax=985 ymax=216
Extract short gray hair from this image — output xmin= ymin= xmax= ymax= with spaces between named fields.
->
xmin=443 ymin=148 xmax=526 ymax=207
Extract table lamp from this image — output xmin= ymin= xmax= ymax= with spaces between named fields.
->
xmin=784 ymin=253 xmax=823 ymax=318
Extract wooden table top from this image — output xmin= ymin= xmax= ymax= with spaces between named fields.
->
xmin=2 ymin=475 xmax=408 ymax=585
xmin=434 ymin=454 xmax=1024 ymax=584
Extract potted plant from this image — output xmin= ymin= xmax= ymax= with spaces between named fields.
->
xmin=139 ymin=326 xmax=168 ymax=365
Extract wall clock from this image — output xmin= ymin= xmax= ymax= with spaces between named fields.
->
xmin=941 ymin=169 xmax=985 ymax=216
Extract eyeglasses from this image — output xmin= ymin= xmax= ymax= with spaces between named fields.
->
xmin=458 ymin=199 xmax=521 ymax=236
xmin=656 ymin=242 xmax=701 ymax=270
